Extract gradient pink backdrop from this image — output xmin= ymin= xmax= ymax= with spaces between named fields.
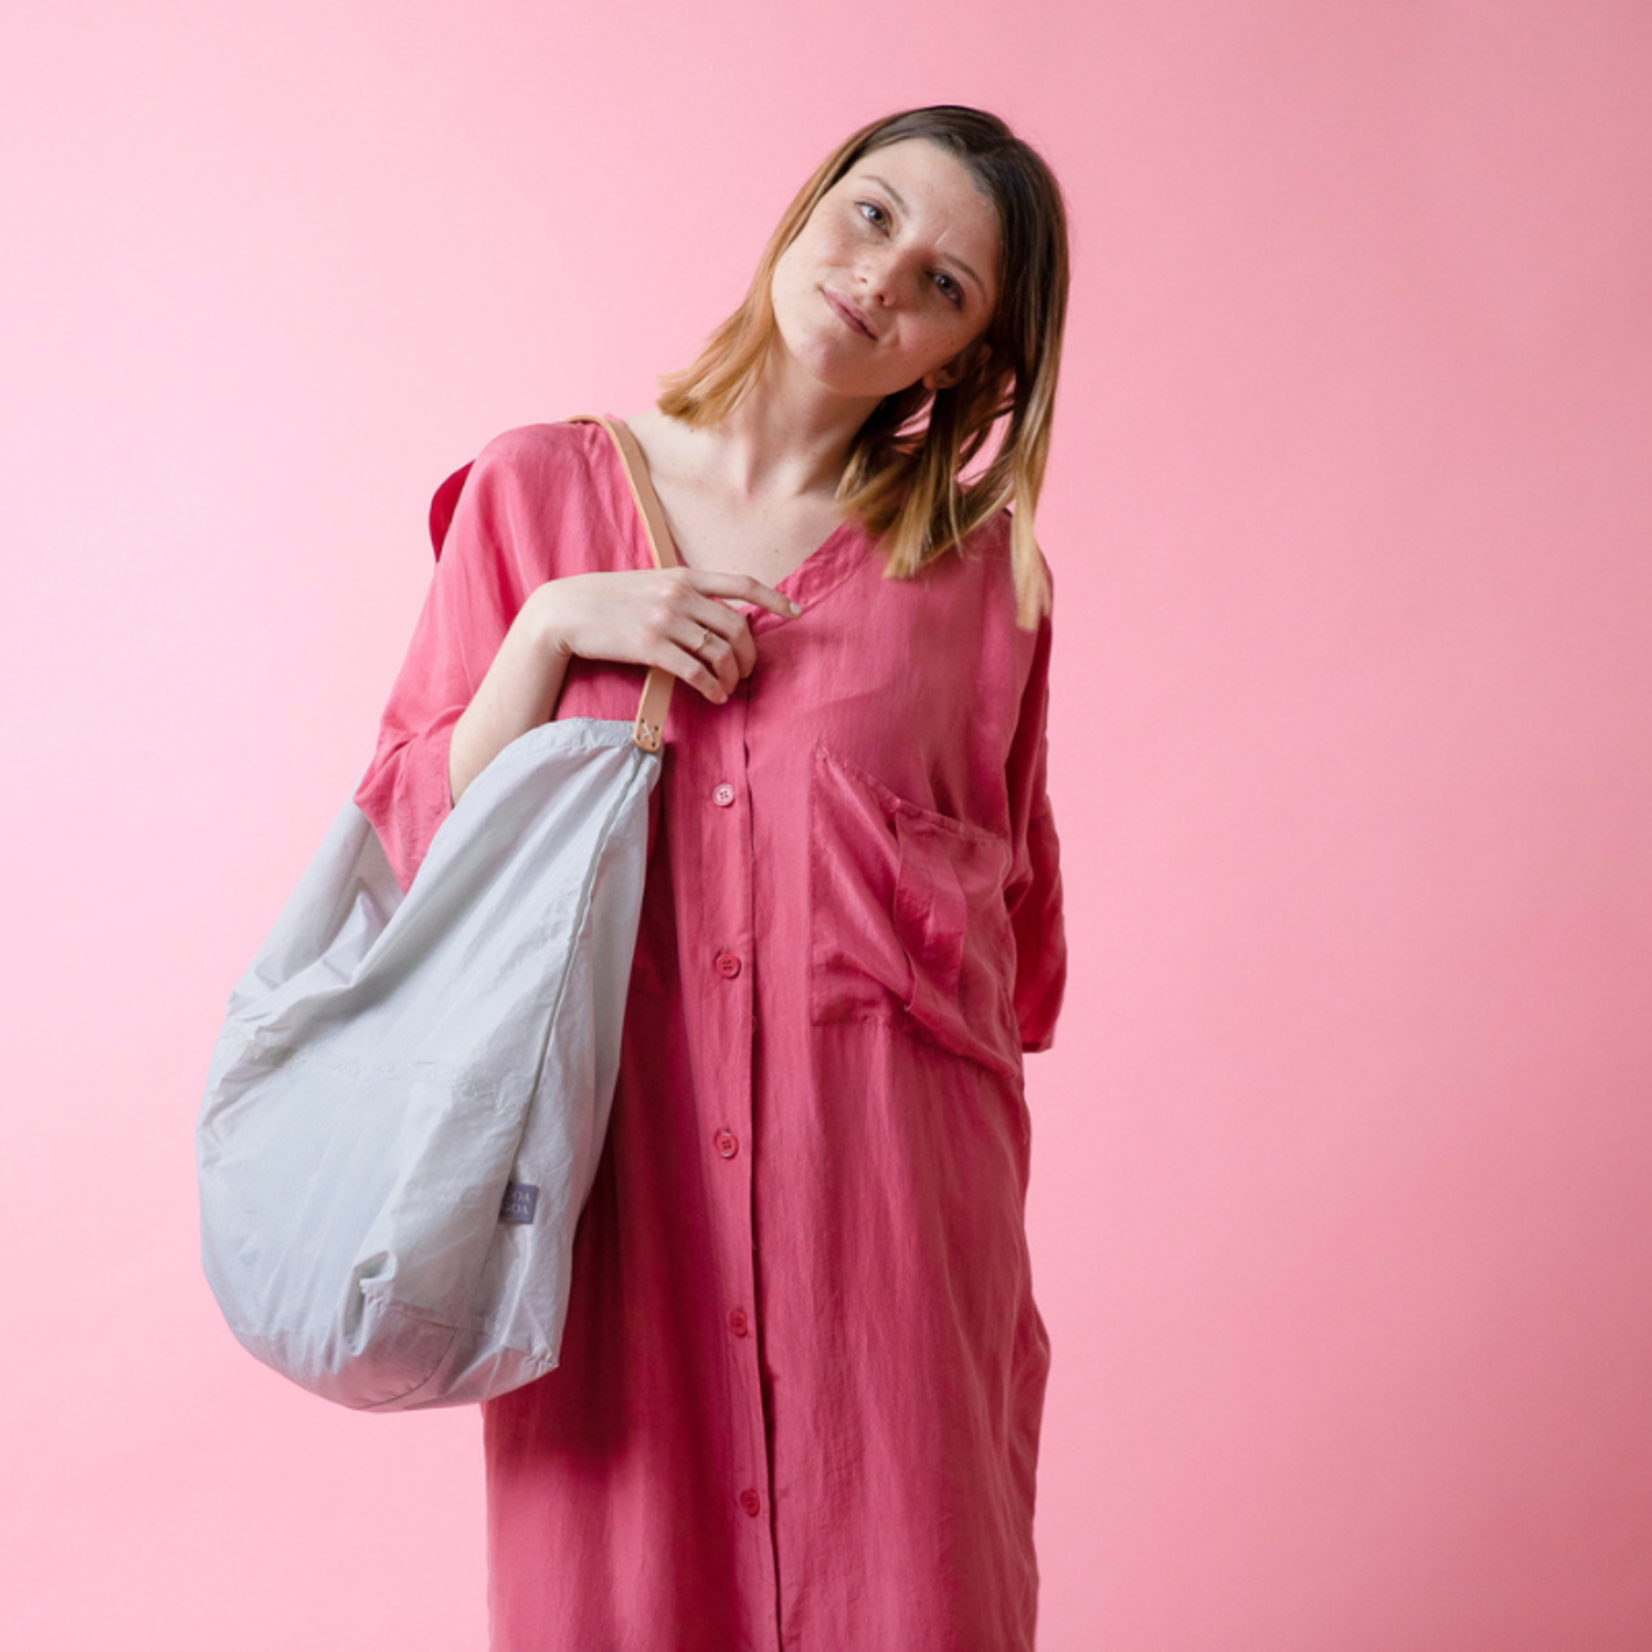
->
xmin=3 ymin=2 xmax=1649 ymax=1647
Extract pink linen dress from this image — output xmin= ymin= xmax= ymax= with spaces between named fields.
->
xmin=355 ymin=419 xmax=1066 ymax=1651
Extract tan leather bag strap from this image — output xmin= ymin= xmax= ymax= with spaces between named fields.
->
xmin=568 ymin=415 xmax=681 ymax=753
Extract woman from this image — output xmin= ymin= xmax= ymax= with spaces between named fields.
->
xmin=358 ymin=105 xmax=1069 ymax=1652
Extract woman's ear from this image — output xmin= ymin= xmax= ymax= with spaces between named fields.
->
xmin=922 ymin=339 xmax=992 ymax=393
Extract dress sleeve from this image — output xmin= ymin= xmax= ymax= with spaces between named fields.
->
xmin=353 ymin=436 xmax=545 ymax=890
xmin=1003 ymin=596 xmax=1067 ymax=1053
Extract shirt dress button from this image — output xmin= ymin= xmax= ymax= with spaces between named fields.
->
xmin=728 ymin=1308 xmax=749 ymax=1337
xmin=715 ymin=951 xmax=742 ymax=979
xmin=738 ymin=1488 xmax=762 ymax=1517
xmin=714 ymin=1130 xmax=739 ymax=1158
xmin=712 ymin=782 xmax=736 ymax=807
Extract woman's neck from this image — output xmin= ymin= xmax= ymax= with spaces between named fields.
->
xmin=714 ymin=343 xmax=880 ymax=504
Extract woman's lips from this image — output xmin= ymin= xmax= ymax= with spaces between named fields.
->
xmin=823 ymin=288 xmax=876 ymax=340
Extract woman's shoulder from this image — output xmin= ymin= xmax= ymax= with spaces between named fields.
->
xmin=441 ymin=418 xmax=648 ymax=580
xmin=958 ymin=504 xmax=1014 ymax=560
xmin=447 ymin=420 xmax=628 ymax=547
xmin=467 ymin=418 xmax=614 ymax=492
xmin=944 ymin=504 xmax=1054 ymax=620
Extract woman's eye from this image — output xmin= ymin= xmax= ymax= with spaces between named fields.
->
xmin=858 ymin=201 xmax=887 ymax=229
xmin=934 ymin=272 xmax=963 ymax=307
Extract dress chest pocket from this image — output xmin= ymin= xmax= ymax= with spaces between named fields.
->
xmin=809 ymin=745 xmax=1020 ymax=1077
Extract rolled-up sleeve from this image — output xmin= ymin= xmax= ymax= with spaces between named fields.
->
xmin=1002 ymin=597 xmax=1066 ymax=1053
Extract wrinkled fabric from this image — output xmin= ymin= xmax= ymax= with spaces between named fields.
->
xmin=355 ymin=420 xmax=1066 ymax=1651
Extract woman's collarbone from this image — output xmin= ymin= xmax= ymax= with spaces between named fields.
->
xmin=625 ymin=410 xmax=842 ymax=582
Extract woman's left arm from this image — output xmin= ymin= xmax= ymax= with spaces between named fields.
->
xmin=1003 ymin=605 xmax=1067 ymax=1053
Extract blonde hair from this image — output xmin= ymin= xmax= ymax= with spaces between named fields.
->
xmin=657 ymin=106 xmax=1070 ymax=628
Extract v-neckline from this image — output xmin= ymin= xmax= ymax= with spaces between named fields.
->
xmin=598 ymin=413 xmax=869 ymax=627
xmin=757 ymin=515 xmax=864 ymax=626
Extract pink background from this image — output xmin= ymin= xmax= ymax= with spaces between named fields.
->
xmin=3 ymin=2 xmax=1649 ymax=1646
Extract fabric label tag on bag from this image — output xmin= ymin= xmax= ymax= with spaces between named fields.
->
xmin=500 ymin=1182 xmax=539 ymax=1224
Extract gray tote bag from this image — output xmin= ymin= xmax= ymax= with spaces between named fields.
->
xmin=197 ymin=416 xmax=678 ymax=1410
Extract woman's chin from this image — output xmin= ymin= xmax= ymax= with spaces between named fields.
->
xmin=769 ymin=336 xmax=903 ymax=405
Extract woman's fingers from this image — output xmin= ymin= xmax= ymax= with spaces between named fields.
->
xmin=679 ymin=568 xmax=803 ymax=621
xmin=654 ymin=636 xmax=730 ymax=704
xmin=680 ymin=597 xmax=757 ymax=683
xmin=531 ymin=567 xmax=800 ymax=703
xmin=670 ymin=571 xmax=796 ymax=686
xmin=670 ymin=609 xmax=744 ymax=697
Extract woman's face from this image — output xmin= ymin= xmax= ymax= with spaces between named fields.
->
xmin=770 ymin=138 xmax=1002 ymax=403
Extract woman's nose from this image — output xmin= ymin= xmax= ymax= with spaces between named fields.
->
xmin=857 ymin=246 xmax=918 ymax=308
xmin=855 ymin=254 xmax=891 ymax=305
